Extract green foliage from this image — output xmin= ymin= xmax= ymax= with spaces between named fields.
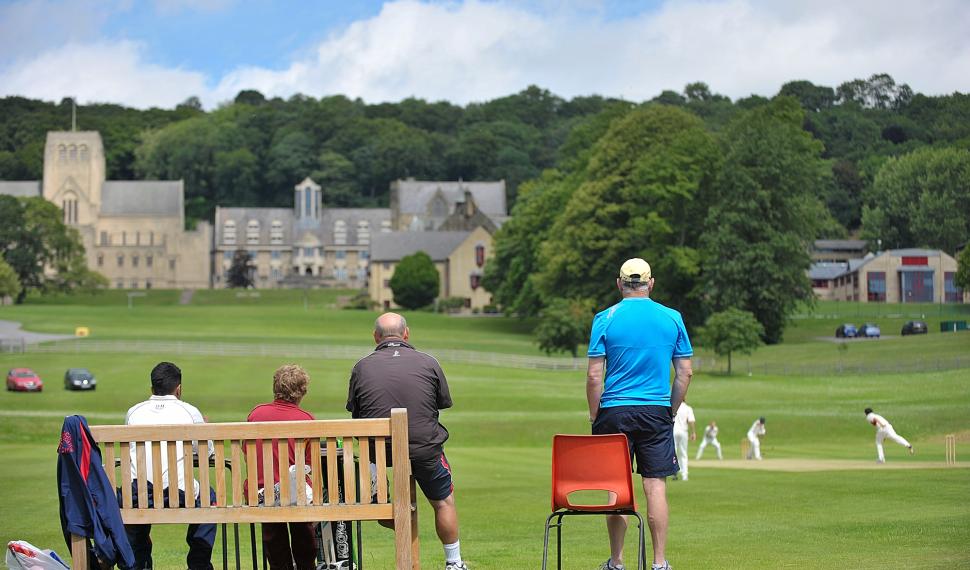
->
xmin=537 ymin=105 xmax=720 ymax=324
xmin=703 ymin=308 xmax=764 ymax=374
xmin=390 ymin=251 xmax=440 ymax=309
xmin=535 ymin=297 xmax=595 ymax=357
xmin=956 ymin=246 xmax=970 ymax=291
xmin=0 ymin=196 xmax=93 ymax=303
xmin=701 ymin=97 xmax=826 ymax=344
xmin=0 ymin=257 xmax=20 ymax=300
xmin=226 ymin=250 xmax=254 ymax=288
xmin=435 ymin=296 xmax=467 ymax=313
xmin=862 ymin=147 xmax=970 ymax=253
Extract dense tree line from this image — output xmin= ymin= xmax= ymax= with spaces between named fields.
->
xmin=1 ymin=75 xmax=968 ymax=334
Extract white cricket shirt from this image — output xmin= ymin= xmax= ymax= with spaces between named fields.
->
xmin=673 ymin=403 xmax=695 ymax=433
xmin=125 ymin=394 xmax=206 ymax=494
xmin=866 ymin=412 xmax=890 ymax=429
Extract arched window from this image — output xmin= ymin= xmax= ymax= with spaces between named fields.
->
xmin=79 ymin=145 xmax=89 ymax=161
xmin=246 ymin=220 xmax=260 ymax=244
xmin=223 ymin=220 xmax=237 ymax=245
xmin=58 ymin=145 xmax=67 ymax=161
xmin=475 ymin=243 xmax=486 ymax=268
xmin=68 ymin=145 xmax=77 ymax=160
xmin=357 ymin=220 xmax=370 ymax=245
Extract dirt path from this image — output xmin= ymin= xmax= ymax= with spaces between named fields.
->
xmin=692 ymin=458 xmax=965 ymax=471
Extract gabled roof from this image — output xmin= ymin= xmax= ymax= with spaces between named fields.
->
xmin=101 ymin=181 xmax=182 ymax=216
xmin=215 ymin=207 xmax=295 ymax=245
xmin=394 ymin=180 xmax=507 ymax=216
xmin=813 ymin=239 xmax=867 ymax=250
xmin=0 ymin=181 xmax=41 ymax=198
xmin=370 ymin=231 xmax=471 ymax=262
xmin=808 ymin=263 xmax=848 ymax=281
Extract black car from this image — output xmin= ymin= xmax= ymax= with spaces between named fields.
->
xmin=64 ymin=368 xmax=97 ymax=390
xmin=901 ymin=320 xmax=928 ymax=336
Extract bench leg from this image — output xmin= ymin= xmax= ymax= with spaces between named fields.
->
xmin=410 ymin=476 xmax=420 ymax=570
xmin=70 ymin=534 xmax=86 ymax=570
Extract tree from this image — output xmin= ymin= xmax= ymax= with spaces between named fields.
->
xmin=956 ymin=246 xmax=970 ymax=292
xmin=390 ymin=251 xmax=439 ymax=309
xmin=537 ymin=105 xmax=720 ymax=326
xmin=778 ymin=80 xmax=835 ymax=112
xmin=535 ymin=298 xmax=595 ymax=357
xmin=0 ymin=196 xmax=95 ymax=303
xmin=226 ymin=250 xmax=254 ymax=288
xmin=0 ymin=257 xmax=20 ymax=302
xmin=702 ymin=309 xmax=764 ymax=375
xmin=701 ymin=97 xmax=828 ymax=344
xmin=862 ymin=147 xmax=970 ymax=253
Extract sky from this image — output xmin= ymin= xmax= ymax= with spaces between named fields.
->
xmin=0 ymin=0 xmax=968 ymax=109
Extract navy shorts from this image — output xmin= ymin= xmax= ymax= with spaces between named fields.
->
xmin=411 ymin=452 xmax=454 ymax=501
xmin=592 ymin=405 xmax=678 ymax=478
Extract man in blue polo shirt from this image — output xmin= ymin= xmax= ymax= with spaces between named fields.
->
xmin=587 ymin=258 xmax=694 ymax=570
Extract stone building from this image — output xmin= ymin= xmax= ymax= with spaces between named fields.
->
xmin=213 ymin=178 xmax=392 ymax=288
xmin=368 ymin=226 xmax=494 ymax=310
xmin=0 ymin=131 xmax=211 ymax=289
xmin=810 ymin=249 xmax=967 ymax=303
xmin=389 ymin=179 xmax=507 ymax=231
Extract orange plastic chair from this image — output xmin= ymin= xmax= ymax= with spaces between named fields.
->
xmin=542 ymin=434 xmax=645 ymax=570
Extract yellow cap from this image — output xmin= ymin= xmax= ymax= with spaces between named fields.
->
xmin=619 ymin=258 xmax=651 ymax=283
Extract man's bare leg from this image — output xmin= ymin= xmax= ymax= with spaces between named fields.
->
xmin=606 ymin=514 xmax=628 ymax=566
xmin=643 ymin=477 xmax=668 ymax=566
xmin=429 ymin=494 xmax=460 ymax=544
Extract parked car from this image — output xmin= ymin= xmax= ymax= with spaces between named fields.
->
xmin=6 ymin=368 xmax=43 ymax=392
xmin=860 ymin=323 xmax=881 ymax=338
xmin=835 ymin=324 xmax=858 ymax=338
xmin=64 ymin=368 xmax=97 ymax=390
xmin=901 ymin=320 xmax=928 ymax=336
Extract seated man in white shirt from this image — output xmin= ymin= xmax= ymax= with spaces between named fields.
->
xmin=123 ymin=362 xmax=215 ymax=570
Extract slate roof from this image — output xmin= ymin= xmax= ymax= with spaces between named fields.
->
xmin=813 ymin=239 xmax=867 ymax=251
xmin=101 ymin=181 xmax=182 ymax=216
xmin=318 ymin=208 xmax=392 ymax=246
xmin=808 ymin=263 xmax=848 ymax=281
xmin=394 ymin=180 xmax=507 ymax=216
xmin=0 ymin=181 xmax=41 ymax=198
xmin=215 ymin=207 xmax=295 ymax=245
xmin=369 ymin=231 xmax=470 ymax=262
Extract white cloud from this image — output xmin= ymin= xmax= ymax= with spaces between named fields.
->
xmin=1 ymin=0 xmax=968 ymax=109
xmin=0 ymin=40 xmax=209 ymax=109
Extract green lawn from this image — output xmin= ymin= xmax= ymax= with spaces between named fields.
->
xmin=0 ymin=300 xmax=968 ymax=569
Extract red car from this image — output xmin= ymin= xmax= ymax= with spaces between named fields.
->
xmin=6 ymin=368 xmax=43 ymax=392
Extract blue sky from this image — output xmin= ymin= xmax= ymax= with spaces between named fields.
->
xmin=0 ymin=0 xmax=967 ymax=109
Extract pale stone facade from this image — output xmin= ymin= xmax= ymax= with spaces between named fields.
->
xmin=0 ymin=131 xmax=211 ymax=289
xmin=368 ymin=226 xmax=493 ymax=310
xmin=810 ymin=249 xmax=967 ymax=303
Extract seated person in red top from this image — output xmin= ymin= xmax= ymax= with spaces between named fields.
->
xmin=247 ymin=364 xmax=317 ymax=570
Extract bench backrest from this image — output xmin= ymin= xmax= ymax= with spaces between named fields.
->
xmin=73 ymin=408 xmax=417 ymax=569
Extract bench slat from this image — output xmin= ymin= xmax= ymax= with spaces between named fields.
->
xmin=295 ymin=439 xmax=307 ymax=507
xmin=245 ymin=441 xmax=258 ymax=506
xmin=166 ymin=442 xmax=179 ymax=508
xmin=326 ymin=438 xmax=339 ymax=504
xmin=183 ymin=440 xmax=195 ymax=506
xmin=199 ymin=442 xmax=211 ymax=508
xmin=151 ymin=443 xmax=164 ymax=508
xmin=277 ymin=439 xmax=290 ymax=506
xmin=358 ymin=436 xmax=371 ymax=505
xmin=214 ymin=442 xmax=226 ymax=507
xmin=90 ymin=419 xmax=392 ymax=442
xmin=342 ymin=439 xmax=356 ymax=504
xmin=103 ymin=442 xmax=116 ymax=489
xmin=121 ymin=444 xmax=133 ymax=509
xmin=309 ymin=439 xmax=321 ymax=506
xmin=375 ymin=436 xmax=387 ymax=504
xmin=232 ymin=440 xmax=243 ymax=507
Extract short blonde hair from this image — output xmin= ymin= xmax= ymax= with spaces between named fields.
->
xmin=273 ymin=364 xmax=309 ymax=403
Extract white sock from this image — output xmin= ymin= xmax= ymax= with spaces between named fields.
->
xmin=444 ymin=540 xmax=461 ymax=563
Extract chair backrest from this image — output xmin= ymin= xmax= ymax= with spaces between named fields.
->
xmin=551 ymin=434 xmax=636 ymax=512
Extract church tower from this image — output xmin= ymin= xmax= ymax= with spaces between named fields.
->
xmin=42 ymin=131 xmax=105 ymax=227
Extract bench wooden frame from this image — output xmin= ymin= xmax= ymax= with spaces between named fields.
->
xmin=70 ymin=408 xmax=419 ymax=569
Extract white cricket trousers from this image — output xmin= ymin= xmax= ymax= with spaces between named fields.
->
xmin=696 ymin=437 xmax=722 ymax=460
xmin=875 ymin=425 xmax=911 ymax=462
xmin=674 ymin=430 xmax=689 ymax=480
xmin=747 ymin=433 xmax=761 ymax=460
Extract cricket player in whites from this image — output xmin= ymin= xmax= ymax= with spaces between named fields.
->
xmin=673 ymin=401 xmax=696 ymax=480
xmin=865 ymin=407 xmax=914 ymax=463
xmin=696 ymin=421 xmax=722 ymax=460
xmin=746 ymin=417 xmax=766 ymax=460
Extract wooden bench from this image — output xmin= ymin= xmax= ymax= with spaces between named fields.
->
xmin=70 ymin=408 xmax=419 ymax=569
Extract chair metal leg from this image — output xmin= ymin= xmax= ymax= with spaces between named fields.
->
xmin=541 ymin=512 xmax=557 ymax=570
xmin=630 ymin=511 xmax=645 ymax=570
xmin=221 ymin=523 xmax=228 ymax=570
xmin=556 ymin=513 xmax=564 ymax=570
